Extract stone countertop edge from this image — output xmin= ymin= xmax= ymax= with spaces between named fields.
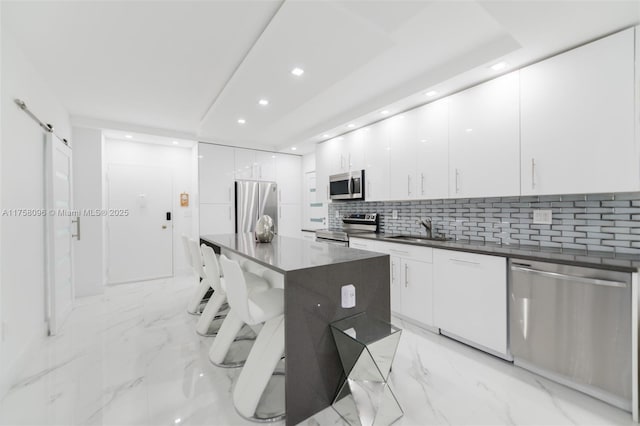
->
xmin=201 ymin=234 xmax=388 ymax=274
xmin=351 ymin=233 xmax=640 ymax=273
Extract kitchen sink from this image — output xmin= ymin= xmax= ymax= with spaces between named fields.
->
xmin=387 ymin=235 xmax=450 ymax=243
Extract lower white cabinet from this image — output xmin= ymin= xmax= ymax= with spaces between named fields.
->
xmin=433 ymin=249 xmax=508 ymax=357
xmin=301 ymin=230 xmax=316 ymax=241
xmin=277 ymin=204 xmax=301 ymax=237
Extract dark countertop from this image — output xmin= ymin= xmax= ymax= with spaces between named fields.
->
xmin=350 ymin=233 xmax=640 ymax=273
xmin=201 ymin=233 xmax=387 ymax=274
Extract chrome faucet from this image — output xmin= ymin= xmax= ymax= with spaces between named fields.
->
xmin=420 ymin=217 xmax=433 ymax=239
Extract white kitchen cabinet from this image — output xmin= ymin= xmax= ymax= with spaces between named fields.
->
xmin=520 ymin=28 xmax=637 ymax=195
xmin=254 ymin=151 xmax=276 ymax=181
xmin=433 ymin=249 xmax=508 ymax=357
xmin=275 ymin=154 xmax=302 ymax=204
xmin=315 ymin=138 xmax=340 ymax=202
xmin=200 ymin=203 xmax=234 ymax=235
xmin=346 ymin=128 xmax=366 ymax=172
xmin=198 ymin=143 xmax=235 ymax=204
xmin=448 ymin=71 xmax=520 ymax=198
xmin=387 ymin=113 xmax=417 ymax=200
xmin=234 ymin=148 xmax=256 ymax=180
xmin=277 ymin=204 xmax=301 ymax=237
xmin=350 ymin=237 xmax=434 ymax=328
xmin=414 ymin=99 xmax=449 ymax=199
xmin=363 ymin=123 xmax=390 ymax=202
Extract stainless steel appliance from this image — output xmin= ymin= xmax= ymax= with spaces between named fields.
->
xmin=235 ymin=180 xmax=278 ymax=234
xmin=329 ymin=170 xmax=365 ymax=201
xmin=315 ymin=213 xmax=378 ymax=246
xmin=509 ymin=258 xmax=632 ymax=411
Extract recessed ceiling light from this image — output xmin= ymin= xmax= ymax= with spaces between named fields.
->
xmin=466 ymin=128 xmax=473 ymax=133
xmin=381 ymin=110 xmax=390 ymax=115
xmin=425 ymin=90 xmax=438 ymax=97
xmin=291 ymin=67 xmax=304 ymax=77
xmin=172 ymin=141 xmax=179 ymax=145
xmin=347 ymin=123 xmax=356 ymax=128
xmin=490 ymin=62 xmax=508 ymax=71
xmin=291 ymin=147 xmax=297 ymax=151
xmin=237 ymin=118 xmax=246 ymax=124
xmin=258 ymin=99 xmax=269 ymax=106
xmin=125 ymin=134 xmax=132 ymax=139
xmin=271 ymin=155 xmax=276 ymax=158
xmin=174 ymin=419 xmax=182 ymax=424
xmin=420 ymin=139 xmax=427 ymax=143
xmin=198 ymin=155 xmax=204 ymax=159
xmin=322 ymin=134 xmax=330 ymax=138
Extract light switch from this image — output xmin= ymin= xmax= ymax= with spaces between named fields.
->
xmin=533 ymin=209 xmax=552 ymax=224
xmin=335 ymin=210 xmax=340 ymax=219
xmin=341 ymin=284 xmax=356 ymax=308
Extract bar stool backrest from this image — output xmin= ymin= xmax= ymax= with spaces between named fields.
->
xmin=188 ymin=238 xmax=206 ymax=279
xmin=201 ymin=244 xmax=223 ymax=293
xmin=219 ymin=255 xmax=252 ymax=324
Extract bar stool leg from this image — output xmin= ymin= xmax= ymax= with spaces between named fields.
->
xmin=209 ymin=309 xmax=245 ymax=365
xmin=233 ymin=315 xmax=285 ymax=421
xmin=187 ymin=279 xmax=210 ymax=315
xmin=196 ymin=292 xmax=227 ymax=336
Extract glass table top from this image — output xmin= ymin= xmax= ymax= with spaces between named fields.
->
xmin=330 ymin=312 xmax=401 ymax=346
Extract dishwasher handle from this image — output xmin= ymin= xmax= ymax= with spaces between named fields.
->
xmin=510 ymin=265 xmax=628 ymax=288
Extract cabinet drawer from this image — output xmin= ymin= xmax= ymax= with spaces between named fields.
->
xmin=376 ymin=241 xmax=433 ymax=263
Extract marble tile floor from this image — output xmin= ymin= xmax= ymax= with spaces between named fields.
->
xmin=0 ymin=274 xmax=635 ymax=426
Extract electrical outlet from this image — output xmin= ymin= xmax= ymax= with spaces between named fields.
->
xmin=392 ymin=210 xmax=398 ymax=219
xmin=341 ymin=284 xmax=356 ymax=308
xmin=533 ymin=209 xmax=552 ymax=224
xmin=335 ymin=210 xmax=340 ymax=219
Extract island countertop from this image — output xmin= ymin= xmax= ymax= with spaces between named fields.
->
xmin=200 ymin=233 xmax=387 ymax=273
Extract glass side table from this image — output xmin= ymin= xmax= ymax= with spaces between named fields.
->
xmin=330 ymin=312 xmax=403 ymax=426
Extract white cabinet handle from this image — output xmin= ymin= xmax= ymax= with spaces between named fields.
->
xmin=279 ymin=207 xmax=282 ymax=219
xmin=389 ymin=248 xmax=409 ymax=255
xmin=259 ymin=165 xmax=263 ymax=179
xmin=391 ymin=260 xmax=396 ymax=283
xmin=228 ymin=187 xmax=232 ymax=202
xmin=404 ymin=263 xmax=409 ymax=287
xmin=421 ymin=173 xmax=425 ymax=195
xmin=531 ymin=158 xmax=536 ymax=190
xmin=348 ymin=153 xmax=352 ymax=170
xmin=279 ymin=189 xmax=282 ymax=202
xmin=450 ymin=258 xmax=480 ymax=265
xmin=407 ymin=174 xmax=411 ymax=196
xmin=455 ymin=169 xmax=460 ymax=193
xmin=228 ymin=206 xmax=232 ymax=220
xmin=326 ymin=184 xmax=329 ymax=201
xmin=367 ymin=180 xmax=371 ymax=198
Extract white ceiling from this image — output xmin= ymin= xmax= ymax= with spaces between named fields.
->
xmin=3 ymin=1 xmax=639 ymax=154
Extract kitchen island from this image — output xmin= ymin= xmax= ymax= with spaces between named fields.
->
xmin=200 ymin=233 xmax=390 ymax=425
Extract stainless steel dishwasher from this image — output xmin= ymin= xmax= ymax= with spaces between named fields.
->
xmin=509 ymin=258 xmax=632 ymax=411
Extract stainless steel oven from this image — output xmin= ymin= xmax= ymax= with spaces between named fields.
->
xmin=330 ymin=170 xmax=364 ymax=201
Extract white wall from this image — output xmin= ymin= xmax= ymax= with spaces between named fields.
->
xmin=0 ymin=30 xmax=71 ymax=397
xmin=103 ymin=139 xmax=196 ymax=275
xmin=302 ymin=152 xmax=315 ymax=173
xmin=72 ymin=127 xmax=104 ymax=296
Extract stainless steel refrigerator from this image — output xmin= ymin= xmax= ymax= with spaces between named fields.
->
xmin=235 ymin=180 xmax=278 ymax=234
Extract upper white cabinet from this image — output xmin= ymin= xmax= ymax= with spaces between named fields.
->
xmin=199 ymin=143 xmax=235 ymax=204
xmin=234 ymin=149 xmax=276 ymax=181
xmin=364 ymin=122 xmax=390 ymax=201
xmin=449 ymin=71 xmax=520 ymax=198
xmin=414 ymin=99 xmax=449 ymax=200
xmin=520 ymin=28 xmax=637 ymax=195
xmin=387 ymin=113 xmax=416 ymax=200
xmin=275 ymin=154 xmax=302 ymax=204
xmin=315 ymin=139 xmax=336 ymax=202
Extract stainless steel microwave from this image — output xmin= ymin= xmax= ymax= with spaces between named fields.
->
xmin=330 ymin=170 xmax=365 ymax=200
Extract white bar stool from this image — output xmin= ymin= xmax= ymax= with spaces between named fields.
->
xmin=186 ymin=238 xmax=211 ymax=315
xmin=218 ymin=255 xmax=286 ymax=422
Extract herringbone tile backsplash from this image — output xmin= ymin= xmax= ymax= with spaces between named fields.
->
xmin=328 ymin=192 xmax=640 ymax=254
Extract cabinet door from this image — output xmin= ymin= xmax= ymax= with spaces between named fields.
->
xmin=388 ymin=113 xmax=417 ymax=200
xmin=301 ymin=230 xmax=316 ymax=241
xmin=276 ymin=154 xmax=302 ymax=204
xmin=449 ymin=72 xmax=520 ymax=198
xmin=401 ymin=259 xmax=433 ymax=326
xmin=255 ymin=151 xmax=276 ymax=181
xmin=415 ymin=99 xmax=449 ymax=199
xmin=521 ymin=28 xmax=636 ymax=195
xmin=235 ymin=149 xmax=255 ymax=180
xmin=433 ymin=249 xmax=507 ymax=356
xmin=316 ymin=138 xmax=341 ymax=202
xmin=364 ymin=123 xmax=390 ymax=201
xmin=200 ymin=203 xmax=234 ymax=235
xmin=390 ymin=255 xmax=402 ymax=314
xmin=277 ymin=204 xmax=301 ymax=237
xmin=347 ymin=128 xmax=366 ymax=172
xmin=198 ymin=143 xmax=235 ymax=204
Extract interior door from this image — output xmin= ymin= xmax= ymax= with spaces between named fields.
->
xmin=107 ymin=164 xmax=173 ymax=284
xmin=45 ymin=133 xmax=75 ymax=335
